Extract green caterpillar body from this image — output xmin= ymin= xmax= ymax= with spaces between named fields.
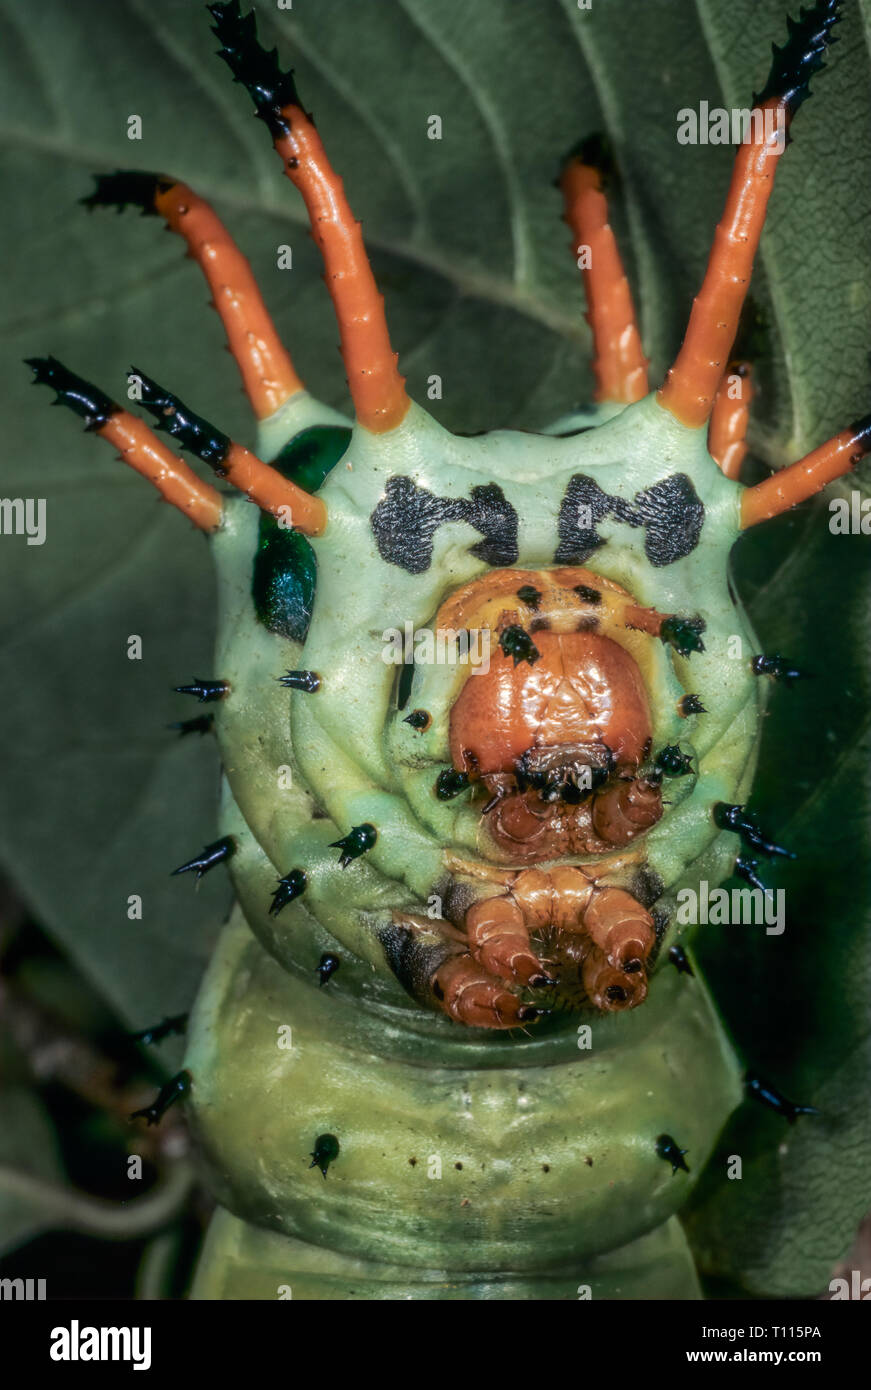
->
xmin=184 ymin=390 xmax=756 ymax=1297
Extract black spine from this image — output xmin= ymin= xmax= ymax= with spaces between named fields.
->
xmin=753 ymin=0 xmax=841 ymax=116
xmin=26 ymin=356 xmax=119 ymax=431
xmin=208 ymin=0 xmax=305 ymax=135
xmin=131 ymin=367 xmax=230 ymax=468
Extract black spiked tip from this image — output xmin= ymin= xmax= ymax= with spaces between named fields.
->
xmin=278 ymin=670 xmax=320 ymax=693
xmin=668 ymin=944 xmax=695 ymax=977
xmin=209 ymin=0 xmax=305 ymax=136
xmin=329 ymin=823 xmax=377 ymax=869
xmin=654 ymin=744 xmax=695 ymax=778
xmin=80 ymin=170 xmax=173 ymax=215
xmin=499 ymin=625 xmax=540 ymax=667
xmin=309 ymin=1132 xmax=339 ymax=1178
xmin=26 ymin=356 xmax=118 ymax=431
xmin=745 ymin=1071 xmax=819 ymax=1123
xmin=735 ymin=853 xmax=767 ymax=892
xmin=129 ymin=1013 xmax=189 ymax=1046
xmin=753 ymin=0 xmax=842 ymax=119
xmin=315 ymin=953 xmax=340 ymax=987
xmin=269 ymin=868 xmax=306 ymax=916
xmin=171 ymin=836 xmax=236 ymax=879
xmin=130 ymin=1069 xmax=191 ymax=1125
xmin=660 ymin=615 xmax=706 ymax=658
xmin=679 ymin=693 xmax=707 ymax=716
xmin=167 ymin=714 xmax=215 ymax=737
xmin=655 ymin=1133 xmax=690 ymax=1175
xmin=174 ymin=678 xmax=230 ymax=703
xmin=130 ymin=367 xmax=230 ymax=469
xmin=714 ymin=803 xmax=794 ymax=859
xmin=435 ymin=769 xmax=470 ymax=801
xmin=403 ymin=709 xmax=430 ymax=731
xmin=751 ymin=654 xmax=808 ymax=684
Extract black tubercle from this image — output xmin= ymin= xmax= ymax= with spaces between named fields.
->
xmin=436 ymin=769 xmax=470 ymax=801
xmin=555 ymin=473 xmax=704 ymax=568
xmin=131 ymin=367 xmax=230 ymax=469
xmin=26 ymin=356 xmax=119 ymax=431
xmin=168 ymin=714 xmax=215 ymax=737
xmin=277 ymin=669 xmax=320 ymax=693
xmin=80 ymin=170 xmax=174 ymax=215
xmin=654 ymin=744 xmax=695 ymax=778
xmin=714 ymin=804 xmax=794 ymax=859
xmin=668 ymin=945 xmax=695 ymax=977
xmin=315 ymin=953 xmax=340 ymax=986
xmin=370 ymin=477 xmax=519 ymax=574
xmin=129 ymin=1013 xmax=189 ymax=1046
xmin=309 ymin=1132 xmax=340 ymax=1178
xmin=209 ymin=0 xmax=306 ymax=137
xmin=269 ymin=869 xmax=307 ymax=916
xmin=330 ymin=823 xmax=377 ymax=868
xmin=130 ymin=1069 xmax=191 ymax=1125
xmin=751 ymin=654 xmax=808 ymax=684
xmin=679 ymin=693 xmax=707 ymax=716
xmin=500 ymin=625 xmax=540 ymax=667
xmin=660 ymin=615 xmax=706 ymax=658
xmin=403 ymin=709 xmax=431 ymax=731
xmin=753 ymin=0 xmax=842 ymax=118
xmin=171 ymin=836 xmax=236 ymax=879
xmin=744 ymin=1070 xmax=819 ymax=1123
xmin=655 ymin=1133 xmax=689 ymax=1175
xmin=174 ymin=678 xmax=230 ymax=703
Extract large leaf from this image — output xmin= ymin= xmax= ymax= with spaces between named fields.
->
xmin=0 ymin=0 xmax=868 ymax=1290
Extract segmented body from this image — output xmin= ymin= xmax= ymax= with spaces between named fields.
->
xmin=30 ymin=0 xmax=855 ymax=1298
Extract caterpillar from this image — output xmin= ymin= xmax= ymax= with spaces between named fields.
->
xmin=24 ymin=0 xmax=864 ymax=1299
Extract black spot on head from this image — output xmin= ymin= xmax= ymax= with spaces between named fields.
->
xmin=573 ymin=584 xmax=602 ymax=605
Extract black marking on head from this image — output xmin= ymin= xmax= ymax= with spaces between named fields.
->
xmin=753 ymin=0 xmax=841 ymax=119
xmin=370 ymin=477 xmax=519 ymax=574
xmin=209 ymin=0 xmax=306 ymax=136
xmin=573 ymin=583 xmax=602 ymax=605
xmin=26 ymin=356 xmax=119 ymax=431
xmin=80 ymin=170 xmax=175 ymax=215
xmin=555 ymin=473 xmax=703 ymax=567
xmin=574 ymin=614 xmax=599 ymax=632
xmin=132 ymin=367 xmax=230 ymax=468
xmin=516 ymin=585 xmax=541 ymax=610
xmin=529 ymin=616 xmax=552 ymax=634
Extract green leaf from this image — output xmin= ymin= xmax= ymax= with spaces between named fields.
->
xmin=0 ymin=0 xmax=868 ymax=1293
